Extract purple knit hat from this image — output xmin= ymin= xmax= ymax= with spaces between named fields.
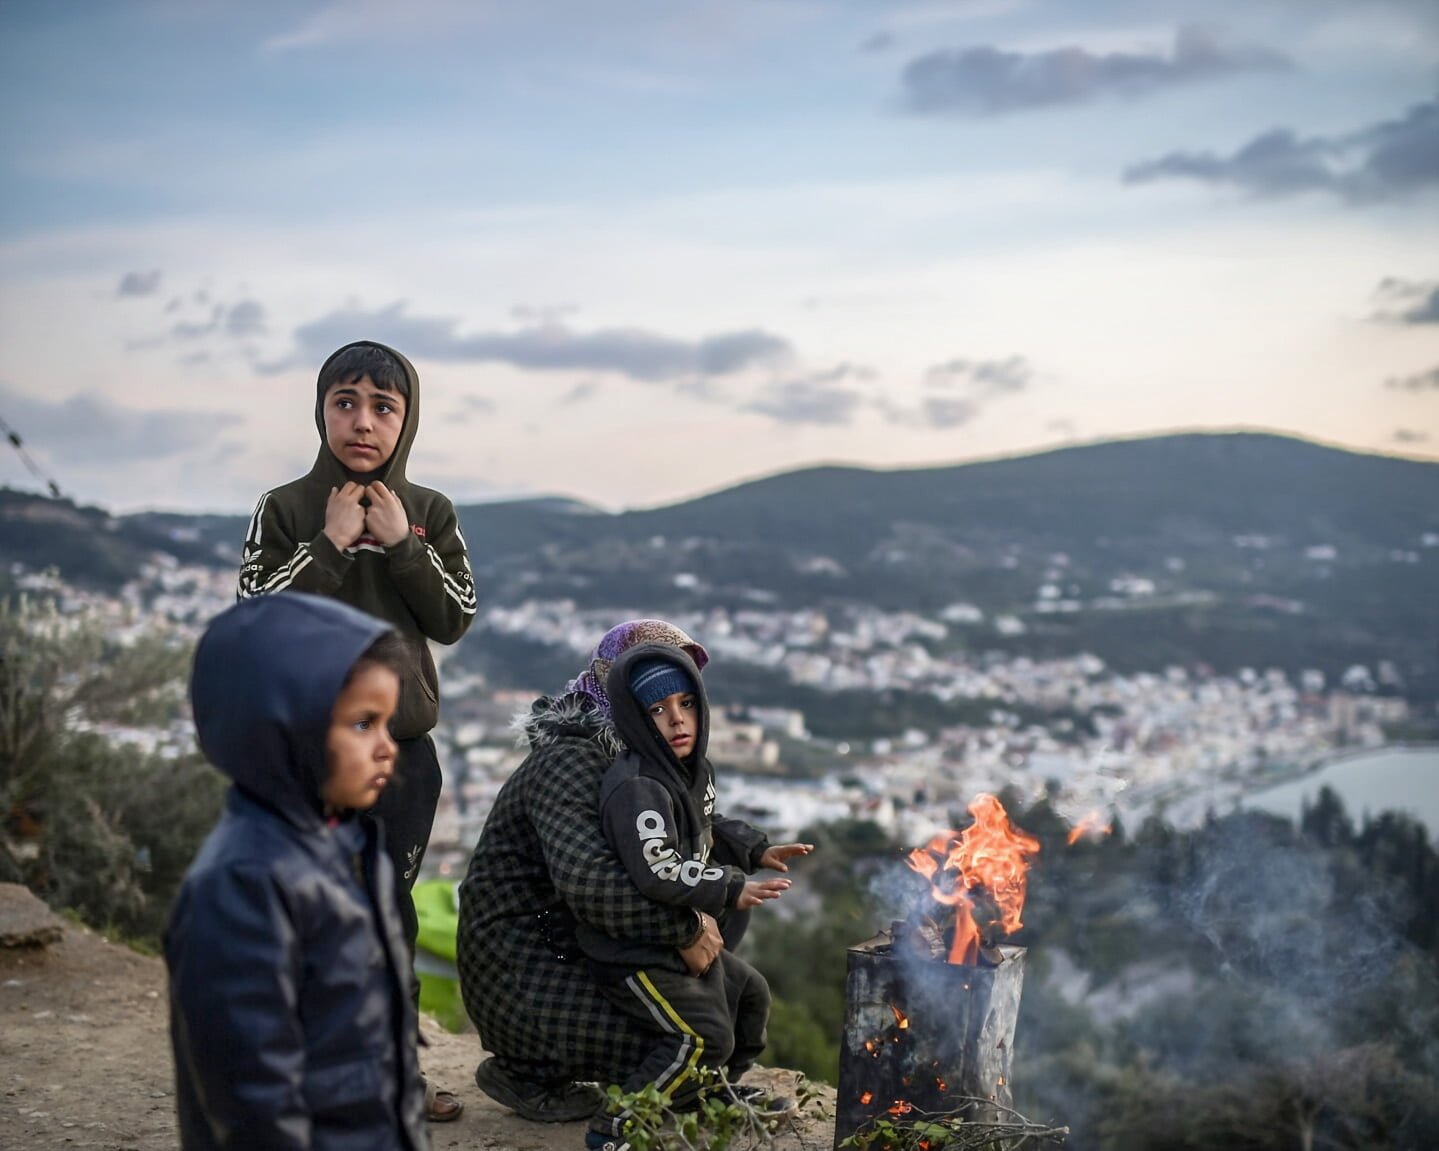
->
xmin=567 ymin=619 xmax=709 ymax=718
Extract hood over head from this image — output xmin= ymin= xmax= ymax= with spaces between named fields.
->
xmin=311 ymin=339 xmax=421 ymax=488
xmin=567 ymin=618 xmax=709 ymax=718
xmin=191 ymin=592 xmax=392 ymax=830
xmin=605 ymin=643 xmax=709 ymax=769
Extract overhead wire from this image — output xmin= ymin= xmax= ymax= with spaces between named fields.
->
xmin=0 ymin=412 xmax=63 ymax=499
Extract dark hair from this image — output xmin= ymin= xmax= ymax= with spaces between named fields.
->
xmin=319 ymin=344 xmax=410 ymax=400
xmin=344 ymin=631 xmax=409 ymax=687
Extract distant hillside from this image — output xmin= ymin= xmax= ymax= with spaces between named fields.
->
xmin=465 ymin=431 xmax=1439 ymax=591
xmin=4 ymin=432 xmax=1437 ymax=694
xmin=654 ymin=432 xmax=1437 ymax=559
xmin=0 ymin=495 xmax=241 ymax=588
xmin=454 ymin=434 xmax=1439 ymax=695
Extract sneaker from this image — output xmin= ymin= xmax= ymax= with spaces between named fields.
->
xmin=584 ymin=1130 xmax=631 ymax=1151
xmin=474 ymin=1057 xmax=604 ymax=1123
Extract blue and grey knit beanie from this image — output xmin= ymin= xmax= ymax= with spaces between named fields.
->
xmin=628 ymin=659 xmax=697 ymax=710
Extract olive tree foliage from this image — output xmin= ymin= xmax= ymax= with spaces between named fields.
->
xmin=0 ymin=595 xmax=223 ymax=943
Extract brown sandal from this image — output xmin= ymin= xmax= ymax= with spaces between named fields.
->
xmin=425 ymin=1080 xmax=465 ymax=1123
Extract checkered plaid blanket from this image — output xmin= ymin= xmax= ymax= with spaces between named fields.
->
xmin=456 ymin=694 xmax=699 ymax=1083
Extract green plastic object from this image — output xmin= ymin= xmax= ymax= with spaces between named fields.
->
xmin=412 ymin=879 xmax=467 ymax=1033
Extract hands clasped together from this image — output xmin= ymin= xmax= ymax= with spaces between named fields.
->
xmin=323 ymin=481 xmax=410 ymax=551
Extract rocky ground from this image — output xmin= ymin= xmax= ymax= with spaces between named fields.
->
xmin=0 ymin=886 xmax=834 ymax=1151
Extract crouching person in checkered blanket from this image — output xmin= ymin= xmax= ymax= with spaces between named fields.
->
xmin=457 ymin=620 xmax=728 ymax=1123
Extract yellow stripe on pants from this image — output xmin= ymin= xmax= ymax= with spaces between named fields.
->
xmin=633 ymin=970 xmax=706 ymax=1097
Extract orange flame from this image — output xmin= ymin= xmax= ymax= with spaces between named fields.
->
xmin=905 ymin=793 xmax=1040 ymax=964
xmin=860 ymin=1091 xmax=874 ymax=1105
xmin=888 ymin=1101 xmax=913 ymax=1116
xmin=889 ymin=1003 xmax=909 ymax=1029
xmin=1066 ymin=809 xmax=1112 ymax=846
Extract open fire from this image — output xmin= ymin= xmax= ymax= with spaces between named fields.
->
xmin=834 ymin=794 xmax=1038 ymax=1149
xmin=1065 ymin=809 xmax=1112 ymax=846
xmin=904 ymin=793 xmax=1040 ymax=966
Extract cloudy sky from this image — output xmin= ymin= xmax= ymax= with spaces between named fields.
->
xmin=2 ymin=0 xmax=1437 ymax=513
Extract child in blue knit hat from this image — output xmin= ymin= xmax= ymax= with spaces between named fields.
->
xmin=575 ymin=643 xmax=814 ymax=1151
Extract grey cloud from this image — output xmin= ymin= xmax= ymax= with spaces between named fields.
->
xmin=861 ymin=31 xmax=894 ymax=54
xmin=876 ymin=393 xmax=979 ymax=429
xmin=901 ymin=24 xmax=1286 ymax=116
xmin=225 ymin=299 xmax=268 ymax=337
xmin=1124 ymin=96 xmax=1439 ymax=201
xmin=926 ymin=355 xmax=1033 ymax=395
xmin=117 ymin=270 xmax=162 ymax=297
xmin=272 ymin=301 xmax=793 ymax=383
xmin=1126 ymin=129 xmax=1336 ymax=195
xmin=1386 ymin=366 xmax=1439 ymax=391
xmin=745 ymin=364 xmax=873 ymax=426
xmin=1393 ymin=428 xmax=1431 ymax=444
xmin=696 ymin=330 xmax=793 ymax=375
xmin=0 ymin=383 xmax=227 ymax=466
xmin=878 ymin=354 xmax=1035 ymax=428
xmin=921 ymin=396 xmax=980 ymax=429
xmin=1374 ymin=278 xmax=1439 ymax=324
xmin=444 ymin=393 xmax=497 ymax=424
xmin=511 ymin=304 xmax=578 ymax=325
xmin=1360 ymin=98 xmax=1439 ymax=196
xmin=171 ymin=305 xmax=224 ymax=340
xmin=562 ymin=381 xmax=599 ymax=406
xmin=135 ymin=298 xmax=268 ymax=344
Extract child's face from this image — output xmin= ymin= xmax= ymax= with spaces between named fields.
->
xmin=322 ymin=662 xmax=400 ymax=811
xmin=323 ymin=374 xmax=406 ymax=472
xmin=647 ymin=691 xmax=698 ymax=757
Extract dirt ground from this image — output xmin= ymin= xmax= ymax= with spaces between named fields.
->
xmin=0 ymin=924 xmax=835 ymax=1151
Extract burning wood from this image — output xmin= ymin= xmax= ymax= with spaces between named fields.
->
xmin=835 ymin=795 xmax=1043 ymax=1148
xmin=903 ymin=793 xmax=1040 ymax=965
xmin=834 ymin=931 xmax=1027 ymax=1148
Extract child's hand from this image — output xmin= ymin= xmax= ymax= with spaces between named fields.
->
xmin=758 ymin=843 xmax=814 ymax=873
xmin=323 ymin=483 xmax=367 ymax=550
xmin=679 ymin=912 xmax=723 ymax=977
xmin=364 ymin=481 xmax=411 ymax=548
xmin=737 ymin=878 xmax=790 ymax=909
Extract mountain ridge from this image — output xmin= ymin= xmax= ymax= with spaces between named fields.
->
xmin=4 ymin=431 xmax=1437 ymax=695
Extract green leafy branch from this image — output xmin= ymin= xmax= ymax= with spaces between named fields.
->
xmin=602 ymin=1069 xmax=826 ymax=1151
xmin=840 ymin=1098 xmax=1068 ymax=1151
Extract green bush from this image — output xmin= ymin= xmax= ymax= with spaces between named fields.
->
xmin=0 ymin=595 xmax=222 ymax=945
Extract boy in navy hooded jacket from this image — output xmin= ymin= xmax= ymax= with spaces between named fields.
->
xmin=580 ymin=643 xmax=813 ymax=1151
xmin=165 ymin=593 xmax=427 ymax=1151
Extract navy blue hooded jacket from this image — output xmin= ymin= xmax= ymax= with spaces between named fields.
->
xmin=576 ymin=644 xmax=770 ymax=974
xmin=164 ymin=593 xmax=426 ymax=1151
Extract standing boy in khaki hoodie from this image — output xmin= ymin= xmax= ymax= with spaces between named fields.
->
xmin=238 ymin=340 xmax=476 ymax=1122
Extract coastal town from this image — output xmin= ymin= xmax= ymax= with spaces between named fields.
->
xmin=11 ymin=552 xmax=1411 ymax=883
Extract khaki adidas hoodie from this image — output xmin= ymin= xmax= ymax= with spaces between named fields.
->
xmin=238 ymin=340 xmax=476 ymax=739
